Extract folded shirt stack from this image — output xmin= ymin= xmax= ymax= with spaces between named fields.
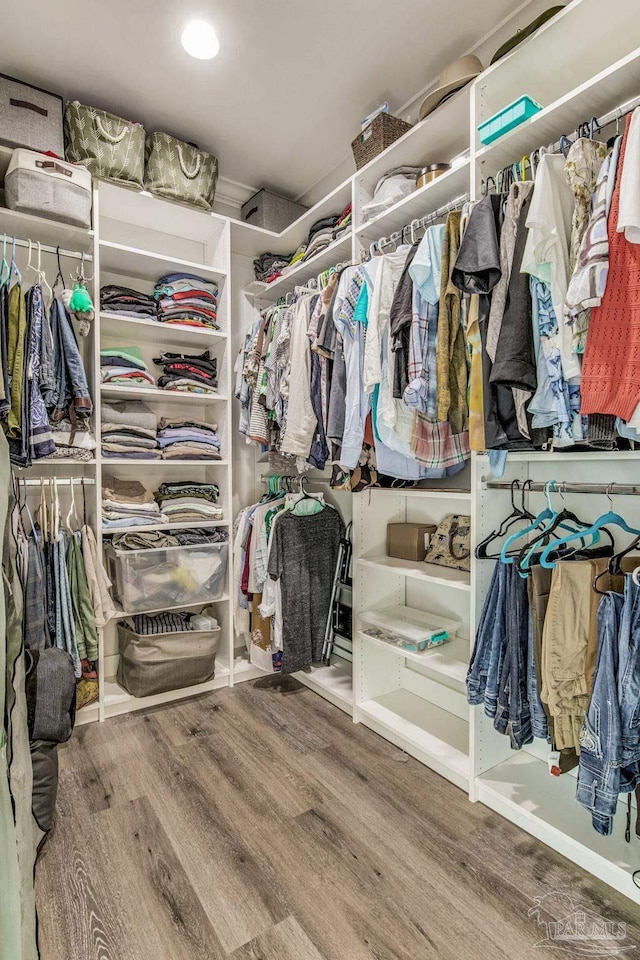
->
xmin=155 ymin=479 xmax=223 ymax=523
xmin=153 ymin=349 xmax=218 ymax=395
xmin=101 ymin=477 xmax=168 ymax=530
xmin=112 ymin=527 xmax=228 ymax=550
xmin=101 ymin=399 xmax=161 ymax=460
xmin=154 ymin=272 xmax=219 ymax=331
xmin=100 ymin=346 xmax=156 ymax=389
xmin=253 ymin=252 xmax=292 ymax=283
xmin=100 ymin=284 xmax=157 ymax=320
xmin=157 ymin=416 xmax=222 ymax=461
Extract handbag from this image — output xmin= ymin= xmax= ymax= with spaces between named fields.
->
xmin=64 ymin=101 xmax=145 ymax=188
xmin=144 ymin=132 xmax=218 ymax=210
xmin=423 ymin=514 xmax=471 ymax=572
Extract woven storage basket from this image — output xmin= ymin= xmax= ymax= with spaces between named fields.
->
xmin=352 ymin=114 xmax=412 ymax=169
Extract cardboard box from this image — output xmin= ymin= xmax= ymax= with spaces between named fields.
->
xmin=387 ymin=523 xmax=436 ymax=562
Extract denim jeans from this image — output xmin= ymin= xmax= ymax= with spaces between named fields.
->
xmin=494 ymin=564 xmax=533 ymax=749
xmin=576 ymin=590 xmax=624 ymax=835
xmin=467 ymin=562 xmax=508 ymax=717
xmin=47 ymin=298 xmax=91 ymax=418
xmin=618 ymin=576 xmax=640 ymax=770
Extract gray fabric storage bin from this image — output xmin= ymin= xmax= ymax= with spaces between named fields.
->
xmin=241 ymin=189 xmax=308 ymax=232
xmin=117 ymin=623 xmax=220 ymax=697
xmin=5 ymin=149 xmax=92 ymax=228
xmin=0 ymin=74 xmax=63 ymax=155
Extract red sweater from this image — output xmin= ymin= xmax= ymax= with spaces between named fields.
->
xmin=581 ymin=115 xmax=640 ymax=420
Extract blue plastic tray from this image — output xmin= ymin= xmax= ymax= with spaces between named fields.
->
xmin=478 ymin=95 xmax=543 ymax=145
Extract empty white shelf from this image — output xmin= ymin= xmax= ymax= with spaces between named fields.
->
xmin=99 ymin=239 xmax=226 ymax=284
xmin=357 ymin=556 xmax=471 ymax=591
xmin=102 ymin=668 xmax=230 ymax=718
xmin=294 ymin=656 xmax=354 ymax=715
xmin=100 ymin=312 xmax=226 ymax=346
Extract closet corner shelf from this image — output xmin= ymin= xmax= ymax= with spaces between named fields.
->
xmin=100 ymin=312 xmax=227 ymax=346
xmin=293 ymin=656 xmax=354 ymax=715
xmin=0 ymin=204 xmax=94 ymax=251
xmin=357 ymin=556 xmax=471 ymax=591
xmin=100 ymin=384 xmax=228 ymax=404
xmin=101 ymin=519 xmax=228 ymax=535
xmin=98 ymin=239 xmax=227 ymax=284
xmin=102 ymin=669 xmax=230 ymax=718
xmin=246 ymin=232 xmax=353 ymax=303
xmin=232 ymin=656 xmax=272 ymax=683
xmin=355 ymin=160 xmax=470 ymax=241
xmin=357 ymin=630 xmax=469 ymax=693
xmin=477 ymin=752 xmax=640 ymax=905
xmin=358 ymin=690 xmax=469 ymax=790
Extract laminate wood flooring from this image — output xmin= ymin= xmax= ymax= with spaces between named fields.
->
xmin=36 ymin=677 xmax=640 ymax=960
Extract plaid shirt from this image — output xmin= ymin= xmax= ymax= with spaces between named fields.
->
xmin=407 ymin=288 xmax=470 ymax=467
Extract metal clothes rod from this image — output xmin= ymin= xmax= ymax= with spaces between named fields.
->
xmin=16 ymin=478 xmax=95 ymax=486
xmin=260 ymin=474 xmax=332 ymax=484
xmin=375 ymin=191 xmax=471 ymax=250
xmin=10 ymin=237 xmax=92 ymax=263
xmin=484 ymin=480 xmax=640 ymax=496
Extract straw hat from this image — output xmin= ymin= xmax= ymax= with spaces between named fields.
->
xmin=418 ymin=55 xmax=483 ymax=121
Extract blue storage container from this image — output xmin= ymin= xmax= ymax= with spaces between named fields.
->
xmin=478 ymin=95 xmax=543 ymax=145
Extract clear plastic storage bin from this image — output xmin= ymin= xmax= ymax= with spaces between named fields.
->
xmin=105 ymin=542 xmax=228 ymax=614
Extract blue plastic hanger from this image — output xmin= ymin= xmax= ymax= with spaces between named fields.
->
xmin=538 ymin=487 xmax=640 ymax=569
xmin=499 ymin=481 xmax=580 ymax=564
xmin=0 ymin=234 xmax=9 ymax=286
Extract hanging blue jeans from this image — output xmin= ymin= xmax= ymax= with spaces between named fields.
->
xmin=467 ymin=561 xmax=508 ymax=717
xmin=494 ymin=564 xmax=533 ymax=749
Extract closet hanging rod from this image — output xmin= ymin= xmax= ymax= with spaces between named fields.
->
xmin=10 ymin=237 xmax=92 ymax=263
xmin=377 ymin=192 xmax=471 ymax=250
xmin=260 ymin=475 xmax=332 ymax=484
xmin=483 ymin=480 xmax=640 ymax=496
xmin=15 ymin=478 xmax=95 ymax=486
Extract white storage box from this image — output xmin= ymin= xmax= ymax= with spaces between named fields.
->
xmin=359 ymin=605 xmax=460 ymax=652
xmin=0 ymin=75 xmax=64 ymax=155
xmin=5 ymin=149 xmax=92 ymax=228
xmin=105 ymin=542 xmax=228 ymax=614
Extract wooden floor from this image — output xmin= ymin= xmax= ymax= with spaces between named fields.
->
xmin=36 ymin=677 xmax=640 ymax=960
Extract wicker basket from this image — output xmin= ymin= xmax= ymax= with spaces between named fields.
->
xmin=351 ymin=113 xmax=413 ymax=170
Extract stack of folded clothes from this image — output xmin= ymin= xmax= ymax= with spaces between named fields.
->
xmin=157 ymin=417 xmax=222 ymax=461
xmin=102 ymin=477 xmax=168 ymax=530
xmin=154 ymin=273 xmax=220 ymax=331
xmin=100 ymin=346 xmax=156 ymax=389
xmin=100 ymin=285 xmax=157 ymax=319
xmin=253 ymin=252 xmax=292 ymax=284
xmin=101 ymin=400 xmax=160 ymax=459
xmin=155 ymin=481 xmax=223 ymax=523
xmin=112 ymin=528 xmax=228 ymax=549
xmin=153 ymin=349 xmax=218 ymax=395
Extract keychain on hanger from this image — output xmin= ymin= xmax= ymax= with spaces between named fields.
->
xmin=65 ymin=250 xmax=94 ymax=335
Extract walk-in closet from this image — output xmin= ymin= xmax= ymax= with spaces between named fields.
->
xmin=3 ymin=1 xmax=640 ymax=958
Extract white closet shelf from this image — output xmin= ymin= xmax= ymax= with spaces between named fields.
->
xmin=100 ymin=312 xmax=226 ymax=346
xmin=102 ymin=668 xmax=230 ymax=718
xmin=233 ymin=655 xmax=272 ymax=683
xmin=111 ymin=594 xmax=230 ymax=620
xmin=358 ymin=691 xmax=469 ymax=790
xmin=476 ymin=45 xmax=640 ymax=173
xmin=357 ymin=556 xmax=471 ymax=591
xmin=75 ymin=702 xmax=100 ymax=726
xmin=477 ymin=753 xmax=640 ymax=905
xmin=97 ymin=180 xmax=228 ymax=247
xmin=357 ymin=630 xmax=469 ymax=694
xmin=293 ymin=656 xmax=354 ymax=715
xmin=368 ymin=487 xmax=471 ymax=500
xmin=0 ymin=205 xmax=94 ymax=251
xmin=477 ymin=450 xmax=640 ymax=463
xmin=101 ymin=458 xmax=228 ymax=467
xmin=244 ymin=232 xmax=353 ymax=303
xmin=355 ymin=160 xmax=470 ymax=241
xmin=230 ymin=177 xmax=353 ymax=259
xmin=102 ymin=519 xmax=228 ymax=535
xmin=100 ymin=384 xmax=227 ymax=403
xmin=99 ymin=239 xmax=227 ymax=284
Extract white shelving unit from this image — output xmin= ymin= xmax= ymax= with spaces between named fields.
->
xmin=227 ymin=0 xmax=640 ymax=906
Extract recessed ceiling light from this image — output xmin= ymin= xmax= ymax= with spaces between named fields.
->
xmin=181 ymin=20 xmax=220 ymax=60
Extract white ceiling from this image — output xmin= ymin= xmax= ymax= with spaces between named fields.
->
xmin=1 ymin=0 xmax=525 ymax=201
